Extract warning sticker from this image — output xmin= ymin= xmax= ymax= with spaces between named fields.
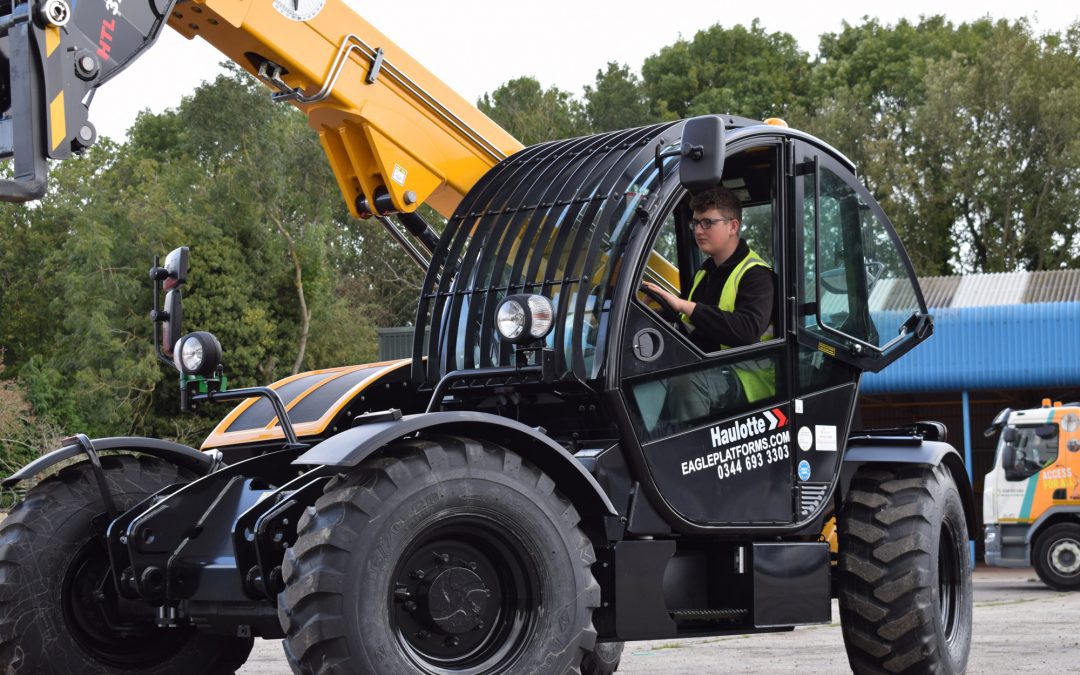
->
xmin=681 ymin=407 xmax=791 ymax=482
xmin=391 ymin=164 xmax=408 ymax=186
xmin=815 ymin=425 xmax=838 ymax=452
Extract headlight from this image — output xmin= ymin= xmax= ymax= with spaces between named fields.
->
xmin=496 ymin=298 xmax=526 ymax=340
xmin=495 ymin=294 xmax=555 ymax=344
xmin=182 ymin=337 xmax=204 ymax=371
xmin=173 ymin=331 xmax=223 ymax=376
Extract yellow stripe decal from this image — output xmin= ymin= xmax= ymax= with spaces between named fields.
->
xmin=49 ymin=91 xmax=66 ymax=151
xmin=45 ymin=26 xmax=61 ymax=57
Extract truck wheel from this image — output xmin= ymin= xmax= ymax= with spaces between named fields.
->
xmin=836 ymin=463 xmax=972 ymax=674
xmin=279 ymin=436 xmax=601 ymax=674
xmin=582 ymin=641 xmax=624 ymax=674
xmin=0 ymin=455 xmax=254 ymax=674
xmin=1032 ymin=522 xmax=1080 ymax=591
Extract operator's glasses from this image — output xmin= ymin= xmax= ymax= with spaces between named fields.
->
xmin=689 ymin=217 xmax=736 ymax=231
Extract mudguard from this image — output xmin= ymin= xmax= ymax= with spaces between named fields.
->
xmin=1 ymin=436 xmax=213 ymax=487
xmin=1026 ymin=507 xmax=1080 ymax=544
xmin=296 ymin=411 xmax=619 ymax=525
xmin=842 ymin=439 xmax=978 ymax=536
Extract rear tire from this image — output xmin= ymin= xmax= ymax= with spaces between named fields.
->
xmin=278 ymin=435 xmax=601 ymax=674
xmin=1032 ymin=522 xmax=1080 ymax=591
xmin=836 ymin=463 xmax=972 ymax=674
xmin=0 ymin=454 xmax=254 ymax=674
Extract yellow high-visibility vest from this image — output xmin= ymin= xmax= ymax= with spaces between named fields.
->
xmin=682 ymin=248 xmax=776 ymax=402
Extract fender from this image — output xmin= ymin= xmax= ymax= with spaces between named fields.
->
xmin=841 ymin=440 xmax=978 ymax=537
xmin=296 ymin=411 xmax=619 ymax=527
xmin=1025 ymin=507 xmax=1080 ymax=545
xmin=1 ymin=436 xmax=214 ymax=488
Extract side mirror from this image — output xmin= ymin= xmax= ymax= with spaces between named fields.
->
xmin=150 ymin=247 xmax=189 ymax=364
xmin=1001 ymin=444 xmax=1016 ymax=470
xmin=984 ymin=407 xmax=1013 ymax=437
xmin=162 ymin=290 xmax=183 ymax=358
xmin=1002 ymin=427 xmax=1018 ymax=444
xmin=678 ymin=115 xmax=726 ymax=192
xmin=163 ymin=247 xmax=189 ymax=290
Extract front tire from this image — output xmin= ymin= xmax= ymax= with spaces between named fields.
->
xmin=0 ymin=454 xmax=254 ymax=674
xmin=581 ymin=640 xmax=624 ymax=674
xmin=836 ymin=463 xmax=972 ymax=674
xmin=279 ymin=435 xmax=601 ymax=674
xmin=1033 ymin=522 xmax=1080 ymax=591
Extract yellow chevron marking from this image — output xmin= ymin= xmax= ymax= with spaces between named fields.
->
xmin=50 ymin=91 xmax=66 ymax=151
xmin=45 ymin=26 xmax=61 ymax=57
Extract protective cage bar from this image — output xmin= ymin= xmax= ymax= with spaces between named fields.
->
xmin=412 ymin=121 xmax=686 ymax=387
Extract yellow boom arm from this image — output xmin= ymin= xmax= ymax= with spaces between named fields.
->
xmin=170 ymin=0 xmax=522 ymax=218
xmin=0 ymin=0 xmax=522 ymax=216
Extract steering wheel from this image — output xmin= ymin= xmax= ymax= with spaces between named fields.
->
xmin=637 ymin=285 xmax=682 ymax=328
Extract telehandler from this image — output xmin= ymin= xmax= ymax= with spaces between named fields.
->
xmin=0 ymin=0 xmax=975 ymax=672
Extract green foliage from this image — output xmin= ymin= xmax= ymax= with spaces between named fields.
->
xmin=641 ymin=20 xmax=811 ymax=120
xmin=0 ymin=66 xmax=421 ymax=454
xmin=584 ymin=62 xmax=655 ymax=132
xmin=478 ymin=77 xmax=590 ymax=144
xmin=911 ymin=20 xmax=1080 ymax=272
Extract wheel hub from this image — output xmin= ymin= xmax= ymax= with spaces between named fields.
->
xmin=1050 ymin=539 xmax=1080 ymax=575
xmin=390 ymin=517 xmax=538 ymax=672
xmin=425 ymin=567 xmax=491 ymax=634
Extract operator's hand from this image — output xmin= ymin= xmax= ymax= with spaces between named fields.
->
xmin=641 ymin=281 xmax=695 ymax=318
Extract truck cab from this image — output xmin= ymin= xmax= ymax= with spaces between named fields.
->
xmin=984 ymin=400 xmax=1080 ymax=590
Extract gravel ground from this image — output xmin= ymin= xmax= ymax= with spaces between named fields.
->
xmin=239 ymin=565 xmax=1079 ymax=673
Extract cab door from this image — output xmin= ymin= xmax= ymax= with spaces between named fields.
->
xmin=615 ymin=140 xmax=795 ymax=527
xmin=788 ymin=141 xmax=933 ymax=507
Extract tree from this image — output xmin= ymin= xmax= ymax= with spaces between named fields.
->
xmin=584 ymin=62 xmax=655 ymax=132
xmin=911 ymin=20 xmax=1080 ymax=272
xmin=478 ymin=77 xmax=590 ymax=145
xmin=641 ymin=20 xmax=811 ymax=120
xmin=791 ymin=16 xmax=997 ymax=274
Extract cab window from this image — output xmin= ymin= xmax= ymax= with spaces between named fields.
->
xmin=1000 ymin=424 xmax=1059 ymax=481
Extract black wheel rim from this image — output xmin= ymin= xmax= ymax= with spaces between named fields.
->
xmin=389 ymin=513 xmax=539 ymax=674
xmin=62 ymin=537 xmax=192 ymax=668
xmin=938 ymin=519 xmax=962 ymax=645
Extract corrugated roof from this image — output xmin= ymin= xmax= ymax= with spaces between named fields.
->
xmin=911 ymin=269 xmax=1080 ymax=309
xmin=1022 ymin=269 xmax=1080 ymax=303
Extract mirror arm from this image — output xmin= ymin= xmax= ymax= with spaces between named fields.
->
xmin=654 ymin=143 xmax=704 ymax=184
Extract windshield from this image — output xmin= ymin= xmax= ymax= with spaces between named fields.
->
xmin=999 ymin=423 xmax=1059 ymax=481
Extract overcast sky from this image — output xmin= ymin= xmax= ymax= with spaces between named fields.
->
xmin=89 ymin=0 xmax=1078 ymax=141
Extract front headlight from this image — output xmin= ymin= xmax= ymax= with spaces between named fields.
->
xmin=496 ymin=298 xmax=527 ymax=340
xmin=173 ymin=331 xmax=223 ymax=376
xmin=496 ymin=294 xmax=555 ymax=344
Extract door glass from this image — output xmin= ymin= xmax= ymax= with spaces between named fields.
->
xmin=630 ymin=350 xmax=784 ymax=442
xmin=1000 ymin=424 xmax=1059 ymax=481
xmin=802 ymin=163 xmax=923 ymax=351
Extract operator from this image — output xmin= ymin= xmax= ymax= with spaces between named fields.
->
xmin=642 ymin=185 xmax=776 ymax=420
